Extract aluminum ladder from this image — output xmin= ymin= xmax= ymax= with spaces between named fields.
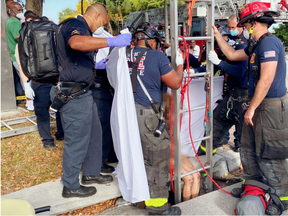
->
xmin=1 ymin=112 xmax=56 ymax=138
xmin=169 ymin=0 xmax=215 ymax=204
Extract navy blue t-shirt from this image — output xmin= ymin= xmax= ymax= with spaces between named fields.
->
xmin=58 ymin=16 xmax=94 ymax=84
xmin=244 ymin=35 xmax=287 ymax=98
xmin=127 ymin=46 xmax=173 ymax=107
xmin=218 ymin=43 xmax=248 ymax=89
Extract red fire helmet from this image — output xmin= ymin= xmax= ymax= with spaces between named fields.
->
xmin=237 ymin=2 xmax=279 ymax=27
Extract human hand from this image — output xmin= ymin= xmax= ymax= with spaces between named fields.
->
xmin=208 ymin=50 xmax=221 ymax=65
xmin=24 ymin=82 xmax=35 ymax=100
xmin=176 ymin=49 xmax=184 ymax=66
xmin=106 ymin=33 xmax=132 ymax=47
xmin=95 ymin=59 xmax=108 ymax=70
xmin=211 ymin=24 xmax=221 ymax=38
xmin=244 ymin=107 xmax=255 ymax=126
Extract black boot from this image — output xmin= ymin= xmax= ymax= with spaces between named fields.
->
xmin=231 ymin=185 xmax=244 ymax=198
xmin=43 ymin=143 xmax=57 ymax=151
xmin=149 ymin=206 xmax=181 ymax=215
xmin=101 ymin=163 xmax=115 ymax=174
xmin=62 ymin=185 xmax=96 ymax=198
xmin=82 ymin=174 xmax=113 ymax=185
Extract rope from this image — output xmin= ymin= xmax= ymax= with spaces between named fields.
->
xmin=169 ymin=36 xmax=231 ymax=195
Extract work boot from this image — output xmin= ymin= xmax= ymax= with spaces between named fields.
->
xmin=43 ymin=143 xmax=57 ymax=151
xmin=62 ymin=185 xmax=96 ymax=198
xmin=101 ymin=163 xmax=115 ymax=174
xmin=149 ymin=206 xmax=181 ymax=215
xmin=82 ymin=174 xmax=113 ymax=185
xmin=232 ymin=141 xmax=240 ymax=152
xmin=231 ymin=185 xmax=244 ymax=198
xmin=266 ymin=203 xmax=282 ymax=215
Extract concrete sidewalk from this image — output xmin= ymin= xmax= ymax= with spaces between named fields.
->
xmin=2 ymin=174 xmax=121 ymax=215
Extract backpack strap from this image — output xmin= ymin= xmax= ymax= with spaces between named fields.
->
xmin=129 ymin=47 xmax=149 ymax=100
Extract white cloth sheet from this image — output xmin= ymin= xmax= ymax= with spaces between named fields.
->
xmin=179 ymin=76 xmax=224 ymax=157
xmin=105 ymin=29 xmax=150 ymax=203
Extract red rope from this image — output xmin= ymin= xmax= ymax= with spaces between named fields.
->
xmin=169 ymin=36 xmax=231 ymax=195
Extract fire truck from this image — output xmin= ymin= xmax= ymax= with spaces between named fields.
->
xmin=125 ymin=0 xmax=288 ymax=50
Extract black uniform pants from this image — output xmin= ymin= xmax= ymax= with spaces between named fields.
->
xmin=240 ymin=95 xmax=288 ymax=208
xmin=60 ymin=91 xmax=102 ymax=189
xmin=92 ymin=86 xmax=117 ymax=164
xmin=135 ymin=103 xmax=170 ymax=213
xmin=32 ymin=82 xmax=63 ymax=145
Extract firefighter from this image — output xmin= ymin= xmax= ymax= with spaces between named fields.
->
xmin=127 ymin=22 xmax=183 ymax=215
xmin=197 ymin=26 xmax=248 ymax=155
xmin=211 ymin=2 xmax=288 ymax=214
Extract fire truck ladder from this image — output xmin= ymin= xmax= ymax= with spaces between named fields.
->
xmin=170 ymin=0 xmax=215 ymax=204
xmin=1 ymin=112 xmax=56 ymax=138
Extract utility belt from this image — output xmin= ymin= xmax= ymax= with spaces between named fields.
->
xmin=51 ymin=81 xmax=92 ymax=111
xmin=257 ymin=95 xmax=288 ymax=109
xmin=228 ymin=87 xmax=248 ymax=101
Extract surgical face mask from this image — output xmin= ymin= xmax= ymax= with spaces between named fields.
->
xmin=93 ymin=26 xmax=104 ymax=35
xmin=230 ymin=28 xmax=239 ymax=36
xmin=16 ymin=12 xmax=25 ymax=20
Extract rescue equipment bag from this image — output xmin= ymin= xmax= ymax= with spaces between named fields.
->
xmin=235 ymin=180 xmax=285 ymax=216
xmin=18 ymin=18 xmax=60 ymax=84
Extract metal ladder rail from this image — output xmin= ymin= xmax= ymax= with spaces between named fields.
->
xmin=170 ymin=0 xmax=215 ymax=204
xmin=1 ymin=113 xmax=56 ymax=138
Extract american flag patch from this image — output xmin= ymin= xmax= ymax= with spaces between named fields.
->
xmin=264 ymin=51 xmax=276 ymax=58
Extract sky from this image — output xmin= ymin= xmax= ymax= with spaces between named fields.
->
xmin=43 ymin=0 xmax=80 ymax=24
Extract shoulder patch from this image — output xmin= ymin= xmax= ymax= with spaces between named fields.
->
xmin=71 ymin=30 xmax=80 ymax=36
xmin=250 ymin=53 xmax=255 ymax=63
xmin=264 ymin=51 xmax=276 ymax=58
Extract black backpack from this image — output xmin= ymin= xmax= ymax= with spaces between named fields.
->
xmin=18 ymin=18 xmax=60 ymax=84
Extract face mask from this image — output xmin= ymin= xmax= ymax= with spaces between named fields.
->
xmin=230 ymin=29 xmax=239 ymax=36
xmin=20 ymin=17 xmax=25 ymax=23
xmin=16 ymin=12 xmax=25 ymax=20
xmin=93 ymin=26 xmax=104 ymax=35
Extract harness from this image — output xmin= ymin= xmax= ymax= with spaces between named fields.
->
xmin=127 ymin=47 xmax=166 ymax=137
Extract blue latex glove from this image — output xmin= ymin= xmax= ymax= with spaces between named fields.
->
xmin=95 ymin=59 xmax=108 ymax=70
xmin=106 ymin=33 xmax=131 ymax=47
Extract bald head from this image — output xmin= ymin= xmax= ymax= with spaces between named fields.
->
xmin=228 ymin=13 xmax=238 ymax=22
xmin=84 ymin=3 xmax=109 ymax=32
xmin=8 ymin=2 xmax=23 ymax=18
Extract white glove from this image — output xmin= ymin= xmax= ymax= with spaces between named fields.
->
xmin=24 ymin=82 xmax=35 ymax=100
xmin=166 ymin=47 xmax=171 ymax=57
xmin=208 ymin=50 xmax=221 ymax=65
xmin=176 ymin=49 xmax=184 ymax=66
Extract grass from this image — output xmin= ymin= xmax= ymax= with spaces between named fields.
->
xmin=1 ymin=109 xmax=117 ymax=215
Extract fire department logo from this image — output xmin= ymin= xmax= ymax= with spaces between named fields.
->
xmin=250 ymin=53 xmax=256 ymax=63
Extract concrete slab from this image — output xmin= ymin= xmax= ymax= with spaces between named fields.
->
xmin=189 ymin=155 xmax=228 ymax=178
xmin=1 ymin=108 xmax=22 ymax=118
xmin=218 ymin=150 xmax=241 ymax=172
xmin=2 ymin=174 xmax=121 ymax=215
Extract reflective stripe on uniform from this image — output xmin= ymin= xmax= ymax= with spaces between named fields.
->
xmin=145 ymin=198 xmax=168 ymax=207
xmin=200 ymin=145 xmax=217 ymax=154
xmin=280 ymin=196 xmax=288 ymax=201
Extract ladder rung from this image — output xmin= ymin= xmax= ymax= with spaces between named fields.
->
xmin=181 ymin=165 xmax=211 ymax=178
xmin=184 ymin=72 xmax=209 ymax=78
xmin=181 ymin=106 xmax=206 ymax=114
xmin=1 ymin=121 xmax=13 ymax=130
xmin=181 ymin=135 xmax=210 ymax=146
xmin=49 ymin=113 xmax=56 ymax=119
xmin=26 ymin=117 xmax=37 ymax=125
xmin=179 ymin=36 xmax=212 ymax=41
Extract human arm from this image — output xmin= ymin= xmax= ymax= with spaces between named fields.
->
xmin=161 ymin=50 xmax=184 ymax=90
xmin=244 ymin=61 xmax=277 ymax=126
xmin=211 ymin=25 xmax=248 ymax=61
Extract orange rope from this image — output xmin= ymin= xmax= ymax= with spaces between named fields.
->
xmin=187 ymin=0 xmax=198 ymax=26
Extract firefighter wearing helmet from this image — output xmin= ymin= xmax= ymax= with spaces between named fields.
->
xmin=127 ymin=22 xmax=184 ymax=215
xmin=211 ymin=2 xmax=288 ymax=215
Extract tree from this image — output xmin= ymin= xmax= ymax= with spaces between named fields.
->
xmin=275 ymin=23 xmax=288 ymax=46
xmin=59 ymin=8 xmax=78 ymax=22
xmin=25 ymin=0 xmax=44 ymax=17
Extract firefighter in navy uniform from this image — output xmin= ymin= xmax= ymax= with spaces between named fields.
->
xmin=197 ymin=26 xmax=248 ymax=155
xmin=56 ymin=3 xmax=131 ymax=198
xmin=127 ymin=22 xmax=184 ymax=215
xmin=212 ymin=2 xmax=288 ymax=214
